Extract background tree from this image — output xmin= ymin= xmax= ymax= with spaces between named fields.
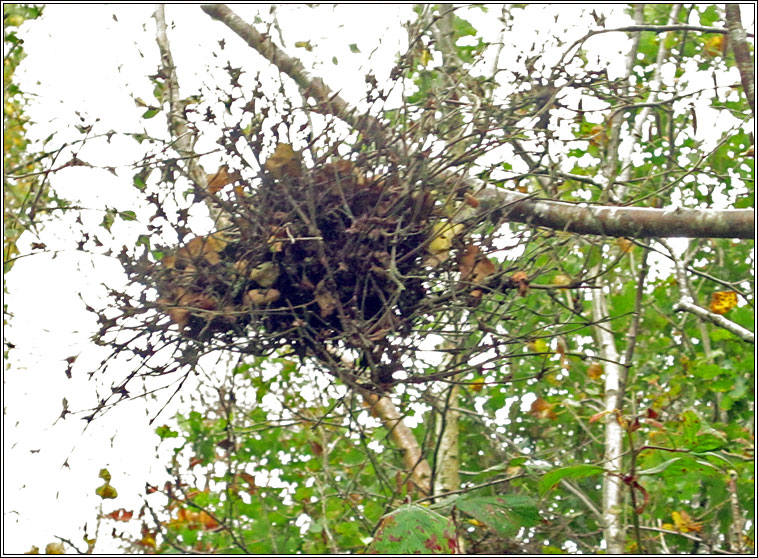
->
xmin=6 ymin=4 xmax=753 ymax=554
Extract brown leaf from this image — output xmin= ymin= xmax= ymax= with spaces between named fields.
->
xmin=309 ymin=441 xmax=323 ymax=456
xmin=239 ymin=472 xmax=257 ymax=494
xmin=206 ymin=164 xmax=240 ymax=194
xmin=464 ymin=192 xmax=480 ymax=208
xmin=512 ymin=271 xmax=529 ymax=296
xmin=458 ymin=244 xmax=479 ymax=278
xmin=264 ymin=143 xmax=302 ymax=178
xmin=248 ymin=288 xmax=281 ymax=305
xmin=589 ymin=410 xmax=611 ymax=424
xmin=587 ymin=363 xmax=604 ymax=380
xmin=472 ymin=258 xmax=496 ymax=284
xmin=106 ymin=508 xmax=134 ymax=522
xmin=177 ymin=235 xmax=228 ymax=266
xmin=314 ymin=279 xmax=337 ymax=318
xmin=529 ymin=397 xmax=558 ymax=420
xmin=162 ymin=303 xmax=189 ymax=328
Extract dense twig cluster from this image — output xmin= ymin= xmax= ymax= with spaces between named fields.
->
xmin=102 ymin=121 xmax=508 ymax=395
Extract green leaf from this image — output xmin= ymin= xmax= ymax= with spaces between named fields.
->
xmin=156 ymin=425 xmax=179 ymax=439
xmin=142 ymin=107 xmax=160 ymax=119
xmin=456 ymin=495 xmax=539 ymax=538
xmin=680 ymin=410 xmax=701 ymax=445
xmin=100 ymin=209 xmax=115 ymax=232
xmin=349 ymin=43 xmax=360 ymax=53
xmin=118 ymin=210 xmax=136 ymax=221
xmin=538 ymin=465 xmax=604 ymax=495
xmin=690 ymin=434 xmax=727 ymax=453
xmin=132 ymin=173 xmax=146 ymax=191
xmin=366 ymin=505 xmax=457 ymax=554
xmin=637 ymin=457 xmax=683 ymax=476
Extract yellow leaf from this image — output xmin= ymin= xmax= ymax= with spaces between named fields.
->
xmin=616 ymin=237 xmax=634 ymax=253
xmin=98 ymin=468 xmax=111 ymax=482
xmin=44 ymin=543 xmax=65 ymax=555
xmin=703 ymin=35 xmax=724 ymax=57
xmin=249 ymin=262 xmax=280 ymax=287
xmin=420 ymin=48 xmax=432 ymax=67
xmin=96 ymin=482 xmax=118 ymax=499
xmin=470 ymin=377 xmax=485 ymax=393
xmin=672 ymin=510 xmax=702 ymax=533
xmin=709 ymin=291 xmax=738 ymax=314
xmin=587 ymin=363 xmax=604 ymax=380
xmin=427 ymin=221 xmax=463 ymax=255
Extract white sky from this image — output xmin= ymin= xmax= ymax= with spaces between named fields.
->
xmin=3 ymin=3 xmax=753 ymax=554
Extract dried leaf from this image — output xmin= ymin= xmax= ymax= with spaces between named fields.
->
xmin=206 ymin=164 xmax=240 ymax=194
xmin=512 ymin=271 xmax=530 ymax=296
xmin=44 ymin=543 xmax=65 ymax=555
xmin=106 ymin=508 xmax=134 ymax=522
xmin=249 ymin=262 xmax=280 ymax=287
xmin=529 ymin=397 xmax=558 ymax=420
xmin=458 ymin=244 xmax=479 ymax=277
xmin=587 ymin=363 xmax=604 ymax=380
xmin=264 ymin=143 xmax=302 ymax=178
xmin=472 ymin=258 xmax=496 ymax=284
xmin=248 ymin=288 xmax=281 ymax=305
xmin=239 ymin=472 xmax=257 ymax=494
xmin=464 ymin=192 xmax=480 ymax=208
xmin=314 ymin=279 xmax=337 ymax=318
xmin=589 ymin=410 xmax=611 ymax=424
xmin=164 ymin=304 xmax=189 ymax=329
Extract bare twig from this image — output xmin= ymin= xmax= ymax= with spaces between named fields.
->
xmin=200 ymin=4 xmax=754 ymax=240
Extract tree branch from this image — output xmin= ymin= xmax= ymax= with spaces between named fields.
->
xmin=663 ymin=239 xmax=755 ymax=344
xmin=476 ymin=189 xmax=754 ymax=239
xmin=201 ymin=4 xmax=754 ymax=241
xmin=672 ymin=299 xmax=754 ymax=343
xmin=725 ymin=5 xmax=755 ymax=117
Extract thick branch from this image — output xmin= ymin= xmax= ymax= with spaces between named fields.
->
xmin=201 ymin=4 xmax=754 ymax=241
xmin=364 ymin=393 xmax=432 ymax=496
xmin=725 ymin=5 xmax=755 ymax=117
xmin=477 ymin=189 xmax=754 ymax=239
xmin=154 ymin=7 xmax=207 ymax=190
xmin=672 ymin=299 xmax=754 ymax=343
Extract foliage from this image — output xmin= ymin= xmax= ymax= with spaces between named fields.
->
xmin=2 ymin=4 xmax=60 ymax=273
xmin=10 ymin=4 xmax=753 ymax=555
